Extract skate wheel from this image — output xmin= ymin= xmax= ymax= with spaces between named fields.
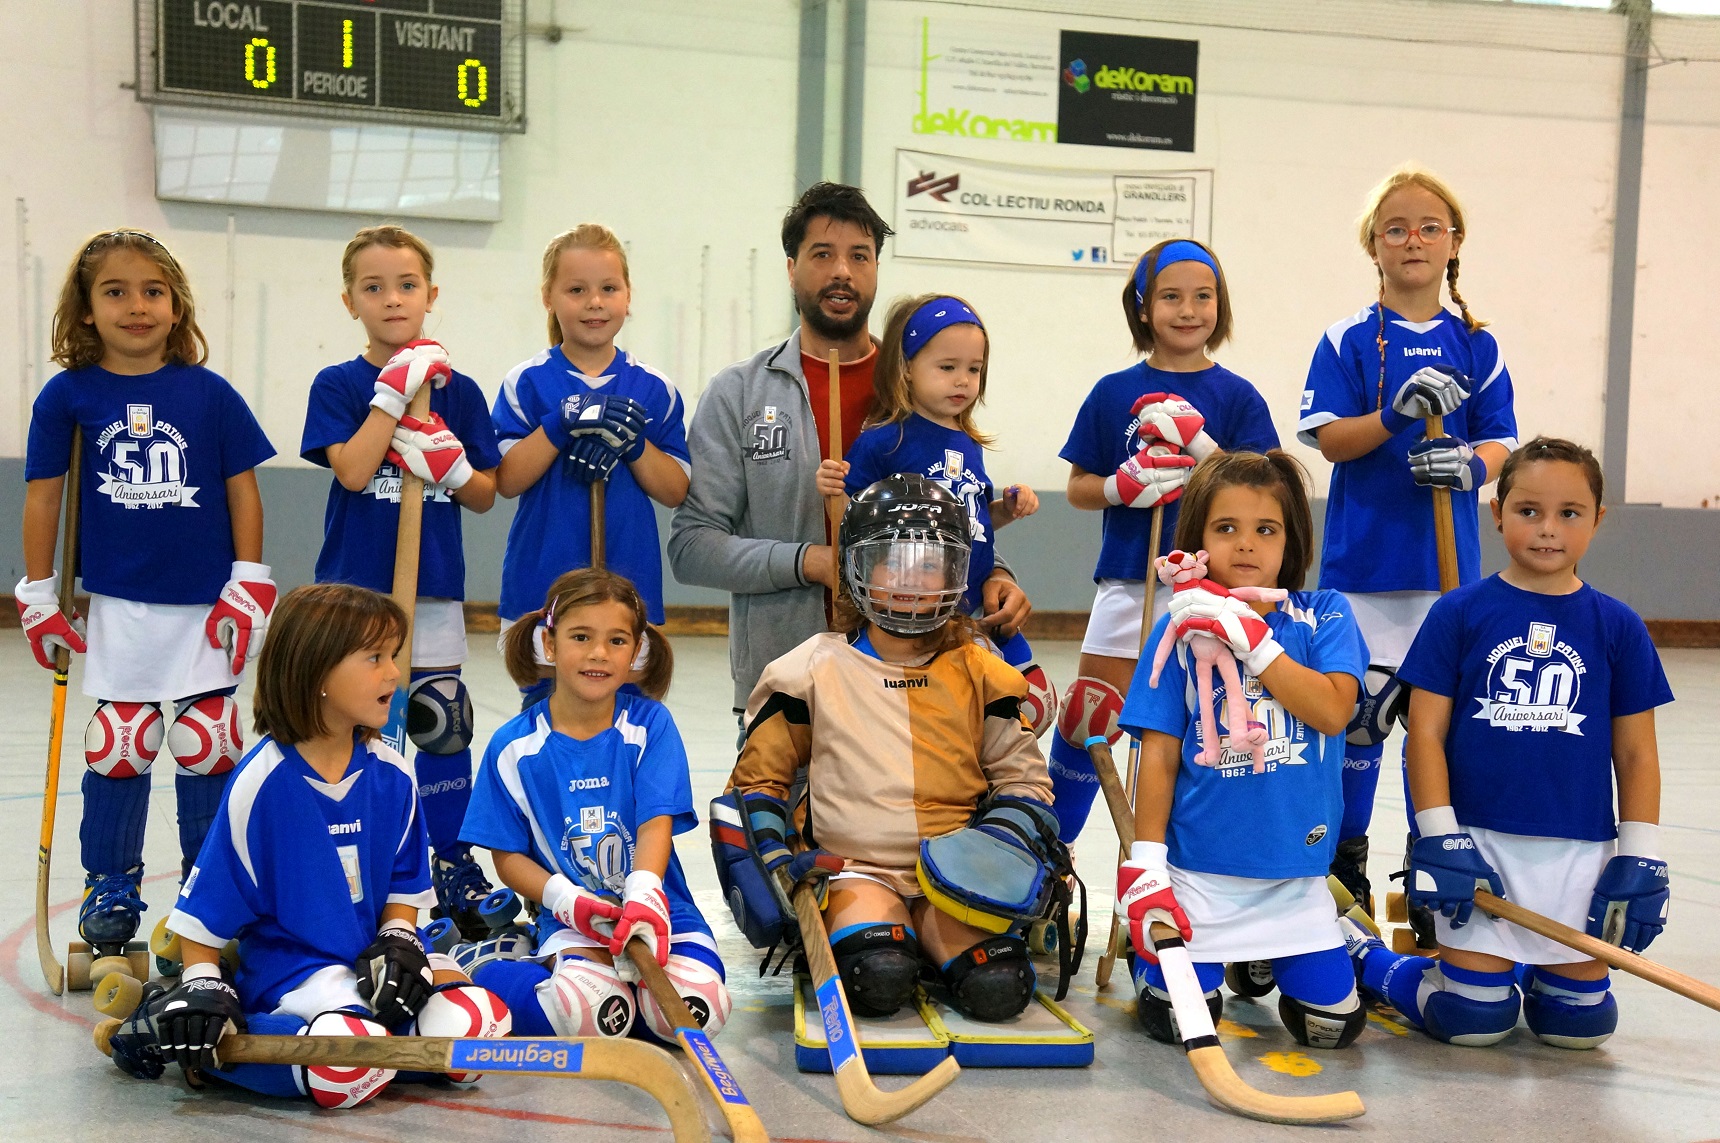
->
xmin=1390 ymin=927 xmax=1420 ymax=955
xmin=1386 ymin=891 xmax=1408 ymax=924
xmin=425 ymin=916 xmax=459 ymax=954
xmin=1027 ymin=920 xmax=1058 ymax=957
xmin=150 ymin=916 xmax=182 ymax=962
xmin=1224 ymin=960 xmax=1277 ymax=998
xmin=89 ymin=954 xmax=135 ymax=984
xmin=94 ymin=1017 xmax=122 ymax=1057
xmin=95 ymin=971 xmax=144 ymax=1019
xmin=126 ymin=944 xmax=152 ymax=981
xmin=481 ymin=889 xmax=521 ymax=931
xmin=66 ymin=949 xmax=95 ymax=991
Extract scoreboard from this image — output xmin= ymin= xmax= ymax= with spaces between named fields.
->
xmin=139 ymin=0 xmax=524 ymax=132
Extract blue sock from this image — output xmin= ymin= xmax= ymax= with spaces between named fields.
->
xmin=175 ymin=771 xmax=230 ymax=877
xmin=1339 ymin=739 xmax=1385 ymax=841
xmin=414 ymin=747 xmax=474 ymax=855
xmin=472 ymin=959 xmax=556 ymax=1035
xmin=1272 ymin=945 xmax=1358 ymax=1008
xmin=1357 ymin=945 xmax=1436 ymax=1023
xmin=81 ymin=771 xmax=151 ymax=874
xmin=208 ymin=1012 xmax=307 ymax=1098
xmin=1047 ymin=733 xmax=1100 ymax=843
xmin=519 ymin=677 xmax=553 ymax=711
xmin=1132 ymin=956 xmax=1225 ymax=994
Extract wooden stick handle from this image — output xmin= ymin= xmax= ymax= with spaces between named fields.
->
xmin=590 ymin=480 xmax=607 ymax=571
xmin=1426 ymin=413 xmax=1459 ymax=593
xmin=825 ymin=349 xmax=844 ymax=532
xmin=389 ymin=384 xmax=435 ymax=675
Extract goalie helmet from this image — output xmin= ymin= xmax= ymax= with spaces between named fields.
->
xmin=840 ymin=473 xmax=971 ymax=637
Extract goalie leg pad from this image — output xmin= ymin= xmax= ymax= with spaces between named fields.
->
xmin=296 ymin=1010 xmax=395 ymax=1109
xmin=1421 ymin=963 xmax=1520 ymax=1047
xmin=542 ymin=954 xmax=637 ymax=1039
xmin=1522 ymin=968 xmax=1616 ymax=1050
xmin=709 ymin=790 xmax=797 ymax=950
xmin=408 ymin=672 xmax=475 ymax=754
xmin=943 ymin=935 xmax=1035 ymax=1022
xmin=1057 ymin=676 xmax=1125 ymax=749
xmin=917 ymin=796 xmax=1064 ymax=935
xmin=84 ymin=702 xmax=164 ymax=778
xmin=832 ymin=922 xmax=922 ymax=1018
xmin=637 ymin=949 xmax=733 ymax=1039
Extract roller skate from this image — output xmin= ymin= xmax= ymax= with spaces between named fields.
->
xmin=1329 ymin=835 xmax=1374 ymax=920
xmin=99 ymin=981 xmax=170 ymax=1079
xmin=431 ymin=845 xmax=495 ymax=941
xmin=69 ymin=867 xmax=151 ymax=991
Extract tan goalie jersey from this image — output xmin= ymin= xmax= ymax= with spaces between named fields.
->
xmin=729 ymin=632 xmax=1053 ymax=883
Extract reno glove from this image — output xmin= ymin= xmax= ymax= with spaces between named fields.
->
xmin=355 ymin=920 xmax=435 ymax=1026
xmin=15 ymin=573 xmax=86 ymax=670
xmin=1381 ymin=365 xmax=1471 ymax=434
xmin=372 ymin=340 xmax=452 ymax=420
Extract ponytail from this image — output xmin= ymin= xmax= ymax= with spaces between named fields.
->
xmin=630 ymin=624 xmax=675 ymax=700
xmin=501 ymin=610 xmax=549 ymax=689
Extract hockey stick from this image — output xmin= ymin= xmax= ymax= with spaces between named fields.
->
xmin=590 ymin=479 xmax=606 ymax=571
xmin=94 ymin=1021 xmax=711 ymax=1142
xmin=380 ymin=383 xmax=435 ymax=756
xmin=625 ymin=939 xmax=769 ymax=1142
xmin=36 ymin=435 xmax=84 ymax=995
xmin=779 ymin=870 xmax=960 ymax=1125
xmin=1474 ymin=890 xmax=1720 ymax=1015
xmin=824 ymin=349 xmax=844 ymax=533
xmin=1096 ymin=504 xmax=1164 ymax=989
xmin=1426 ymin=413 xmax=1460 ymax=594
xmin=1084 ymin=737 xmax=1366 ymax=1124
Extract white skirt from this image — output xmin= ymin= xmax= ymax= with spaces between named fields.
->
xmin=83 ymin=595 xmax=242 ymax=702
xmin=1343 ymin=590 xmax=1439 ymax=671
xmin=1080 ymin=578 xmax=1174 ymax=660
xmin=411 ymin=598 xmax=468 ymax=668
xmin=1170 ymin=867 xmax=1345 ymax=964
xmin=1435 ymin=826 xmax=1612 ymax=966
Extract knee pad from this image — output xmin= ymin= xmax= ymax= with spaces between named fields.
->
xmin=1279 ymin=990 xmax=1366 ymax=1050
xmin=541 ymin=955 xmax=636 ymax=1039
xmin=832 ymin=923 xmax=923 ymax=1018
xmin=943 ymin=935 xmax=1035 ymax=1023
xmin=1019 ymin=663 xmax=1057 ymax=739
xmin=297 ymin=1010 xmax=394 ymax=1109
xmin=85 ymin=702 xmax=164 ymax=778
xmin=408 ymin=673 xmax=474 ymax=754
xmin=1522 ymin=969 xmax=1617 ymax=1050
xmin=1136 ymin=981 xmax=1224 ymax=1045
xmin=637 ymin=952 xmax=733 ymax=1040
xmin=412 ymin=983 xmax=513 ymax=1085
xmin=168 ymin=693 xmax=243 ymax=776
xmin=1347 ymin=666 xmax=1407 ymax=747
xmin=1422 ymin=984 xmax=1521 ymax=1048
xmin=1057 ymin=676 xmax=1125 ymax=749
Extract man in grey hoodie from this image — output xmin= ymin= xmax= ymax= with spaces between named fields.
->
xmin=670 ymin=182 xmax=1031 ymax=712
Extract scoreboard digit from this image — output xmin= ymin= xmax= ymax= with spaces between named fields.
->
xmin=144 ymin=0 xmax=522 ymax=131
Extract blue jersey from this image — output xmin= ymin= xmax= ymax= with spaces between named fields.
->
xmin=300 ymin=356 xmax=503 ymax=599
xmin=1398 ymin=575 xmax=1673 ymax=842
xmin=24 ymin=364 xmax=276 ymax=605
xmin=167 ymin=736 xmax=435 ymax=1013
xmin=1061 ymin=361 xmax=1278 ymax=581
xmin=1120 ymin=590 xmax=1365 ymax=879
xmin=461 ymin=692 xmax=713 ymax=950
xmin=845 ymin=414 xmax=995 ymax=611
xmin=493 ymin=348 xmax=689 ymax=623
xmin=1297 ymin=305 xmax=1518 ymax=593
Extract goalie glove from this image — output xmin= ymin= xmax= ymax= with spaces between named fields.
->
xmin=541 ymin=873 xmax=624 ymax=944
xmin=1406 ymin=808 xmax=1503 ymax=930
xmin=355 ymin=920 xmax=435 ymax=1026
xmin=609 ymin=870 xmax=672 ymax=966
xmin=1174 ymin=609 xmax=1285 ymax=676
xmin=372 ymin=340 xmax=452 ymax=421
xmin=204 ymin=562 xmax=277 ymax=675
xmin=1132 ymin=392 xmax=1218 ymax=461
xmin=387 ymin=411 xmax=474 ymax=491
xmin=1586 ymin=824 xmax=1669 ymax=954
xmin=1103 ymin=443 xmax=1196 ymax=509
xmin=1118 ymin=842 xmax=1190 ymax=963
xmin=155 ymin=961 xmax=246 ymax=1072
xmin=1408 ymin=435 xmax=1487 ymax=493
xmin=1381 ymin=365 xmax=1472 ymax=434
xmin=14 ymin=573 xmax=86 ymax=670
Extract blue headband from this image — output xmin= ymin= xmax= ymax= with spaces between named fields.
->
xmin=1133 ymin=241 xmax=1219 ymax=307
xmin=902 ymin=297 xmax=983 ymax=359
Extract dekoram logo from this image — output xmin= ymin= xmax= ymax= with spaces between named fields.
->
xmin=1063 ymin=59 xmax=1090 ymax=93
xmin=1065 ymin=58 xmax=1195 ymax=96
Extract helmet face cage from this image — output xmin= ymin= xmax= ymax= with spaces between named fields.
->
xmin=844 ymin=533 xmax=970 ymax=637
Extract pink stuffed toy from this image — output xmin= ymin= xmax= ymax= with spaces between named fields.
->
xmin=1147 ymin=549 xmax=1287 ymax=772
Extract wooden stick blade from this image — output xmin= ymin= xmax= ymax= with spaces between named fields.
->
xmin=1187 ymin=1045 xmax=1365 ymax=1125
xmin=834 ymin=1053 xmax=961 ymax=1126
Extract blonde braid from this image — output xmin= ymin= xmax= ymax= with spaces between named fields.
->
xmin=1446 ymin=257 xmax=1487 ymax=334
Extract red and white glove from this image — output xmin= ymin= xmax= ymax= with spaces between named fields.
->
xmin=1118 ymin=842 xmax=1191 ymax=962
xmin=541 ymin=873 xmax=623 ymax=944
xmin=1176 ymin=610 xmax=1284 ymax=676
xmin=205 ymin=561 xmax=277 ymax=674
xmin=1132 ymin=392 xmax=1218 ymax=461
xmin=1165 ymin=582 xmax=1252 ymax=631
xmin=371 ymin=339 xmax=452 ymax=420
xmin=609 ymin=870 xmax=672 ymax=966
xmin=386 ymin=412 xmax=473 ymax=491
xmin=1103 ymin=443 xmax=1196 ymax=509
xmin=14 ymin=574 xmax=86 ymax=670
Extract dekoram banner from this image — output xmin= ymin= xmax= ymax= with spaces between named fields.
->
xmin=908 ymin=16 xmax=1198 ymax=152
xmin=894 ymin=149 xmax=1212 ymax=272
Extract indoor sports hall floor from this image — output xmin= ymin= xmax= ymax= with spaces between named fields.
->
xmin=2 ymin=630 xmax=1716 ymax=1143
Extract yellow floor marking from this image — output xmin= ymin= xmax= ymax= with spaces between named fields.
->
xmin=1217 ymin=1018 xmax=1258 ymax=1039
xmin=1257 ymin=1050 xmax=1323 ymax=1077
xmin=1368 ymin=1011 xmax=1410 ymax=1036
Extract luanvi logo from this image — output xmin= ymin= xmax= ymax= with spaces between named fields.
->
xmin=907 ymin=171 xmax=960 ymax=201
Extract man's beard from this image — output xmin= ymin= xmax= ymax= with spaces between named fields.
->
xmin=795 ymin=282 xmax=873 ymax=341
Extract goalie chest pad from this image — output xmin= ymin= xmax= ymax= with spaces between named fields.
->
xmin=709 ymin=790 xmax=795 ymax=950
xmin=917 ymin=796 xmax=1066 ymax=934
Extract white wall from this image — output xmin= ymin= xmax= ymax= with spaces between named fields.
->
xmin=1 ymin=0 xmax=801 ymax=464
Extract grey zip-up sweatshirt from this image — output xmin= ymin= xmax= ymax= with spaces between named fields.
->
xmin=669 ymin=329 xmax=842 ymax=711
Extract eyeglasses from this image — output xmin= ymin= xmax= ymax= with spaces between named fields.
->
xmin=1375 ymin=222 xmax=1457 ymax=247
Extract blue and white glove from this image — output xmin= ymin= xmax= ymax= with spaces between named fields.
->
xmin=542 ymin=393 xmax=649 ymax=459
xmin=1408 ymin=436 xmax=1487 ymax=493
xmin=1586 ymin=823 xmax=1669 ymax=954
xmin=565 ymin=435 xmax=625 ymax=485
xmin=1407 ymin=807 xmax=1503 ymax=930
xmin=1381 ymin=365 xmax=1471 ymax=434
